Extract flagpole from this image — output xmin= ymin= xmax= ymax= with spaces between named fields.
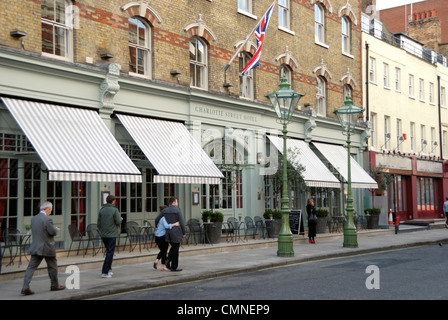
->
xmin=222 ymin=0 xmax=276 ymax=72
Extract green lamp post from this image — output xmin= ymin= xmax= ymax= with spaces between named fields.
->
xmin=333 ymin=95 xmax=364 ymax=248
xmin=266 ymin=76 xmax=304 ymax=257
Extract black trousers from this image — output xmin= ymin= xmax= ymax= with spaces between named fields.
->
xmin=101 ymin=237 xmax=116 ymax=274
xmin=155 ymin=236 xmax=169 ymax=264
xmin=167 ymin=242 xmax=180 ymax=270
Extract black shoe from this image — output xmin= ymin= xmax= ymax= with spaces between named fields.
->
xmin=171 ymin=268 xmax=182 ymax=272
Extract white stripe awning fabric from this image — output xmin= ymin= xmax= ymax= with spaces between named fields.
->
xmin=116 ymin=114 xmax=224 ymax=184
xmin=267 ymin=135 xmax=341 ymax=188
xmin=312 ymin=142 xmax=378 ymax=189
xmin=1 ymin=98 xmax=142 ymax=182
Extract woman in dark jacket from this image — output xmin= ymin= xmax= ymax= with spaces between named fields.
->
xmin=306 ymin=199 xmax=317 ymax=244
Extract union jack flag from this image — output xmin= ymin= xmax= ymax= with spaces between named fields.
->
xmin=241 ymin=1 xmax=276 ymax=76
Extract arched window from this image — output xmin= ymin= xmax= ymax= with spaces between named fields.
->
xmin=316 ymin=76 xmax=327 ymax=116
xmin=239 ymin=52 xmax=254 ymax=99
xmin=280 ymin=64 xmax=292 ymax=85
xmin=41 ymin=0 xmax=73 ymax=60
xmin=341 ymin=16 xmax=351 ymax=55
xmin=314 ymin=3 xmax=325 ymax=44
xmin=189 ymin=37 xmax=208 ymax=89
xmin=343 ymin=84 xmax=352 ymax=101
xmin=128 ymin=17 xmax=151 ymax=77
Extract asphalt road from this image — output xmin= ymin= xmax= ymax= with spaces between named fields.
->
xmin=96 ymin=244 xmax=448 ymax=301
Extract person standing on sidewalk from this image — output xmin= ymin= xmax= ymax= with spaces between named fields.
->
xmin=21 ymin=201 xmax=65 ymax=295
xmin=307 ymin=199 xmax=317 ymax=244
xmin=443 ymin=197 xmax=448 ymax=228
xmin=156 ymin=197 xmax=186 ymax=272
xmin=97 ymin=195 xmax=122 ymax=278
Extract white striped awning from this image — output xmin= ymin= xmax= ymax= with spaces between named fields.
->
xmin=116 ymin=114 xmax=224 ymax=184
xmin=1 ymin=98 xmax=142 ymax=182
xmin=267 ymin=135 xmax=341 ymax=188
xmin=312 ymin=142 xmax=378 ymax=189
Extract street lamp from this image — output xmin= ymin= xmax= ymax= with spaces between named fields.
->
xmin=333 ymin=95 xmax=364 ymax=248
xmin=266 ymin=76 xmax=304 ymax=257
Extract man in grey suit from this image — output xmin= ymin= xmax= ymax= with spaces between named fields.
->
xmin=155 ymin=197 xmax=186 ymax=271
xmin=21 ymin=201 xmax=65 ymax=295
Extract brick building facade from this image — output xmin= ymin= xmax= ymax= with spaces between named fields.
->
xmin=0 ymin=0 xmax=374 ymax=246
xmin=378 ymin=0 xmax=448 ymax=56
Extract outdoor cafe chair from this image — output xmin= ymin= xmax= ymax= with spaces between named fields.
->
xmin=85 ymin=224 xmax=104 ymax=256
xmin=244 ymin=216 xmax=257 ymax=240
xmin=67 ymin=224 xmax=85 ymax=257
xmin=125 ymin=221 xmax=142 ymax=252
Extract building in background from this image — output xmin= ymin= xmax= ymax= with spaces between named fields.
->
xmin=362 ymin=1 xmax=448 ymax=223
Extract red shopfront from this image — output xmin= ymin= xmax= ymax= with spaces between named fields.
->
xmin=371 ymin=152 xmax=448 ymax=221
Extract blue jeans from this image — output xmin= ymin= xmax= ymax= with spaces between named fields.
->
xmin=101 ymin=237 xmax=116 ymax=274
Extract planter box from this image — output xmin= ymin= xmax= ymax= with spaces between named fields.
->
xmin=204 ymin=222 xmax=222 ymax=244
xmin=316 ymin=217 xmax=328 ymax=234
xmin=366 ymin=215 xmax=379 ymax=229
xmin=265 ymin=219 xmax=281 ymax=238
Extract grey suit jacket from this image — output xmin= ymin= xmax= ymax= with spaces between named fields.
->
xmin=28 ymin=212 xmax=58 ymax=257
xmin=156 ymin=205 xmax=186 ymax=243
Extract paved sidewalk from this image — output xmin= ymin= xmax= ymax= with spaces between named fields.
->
xmin=1 ymin=227 xmax=448 ymax=300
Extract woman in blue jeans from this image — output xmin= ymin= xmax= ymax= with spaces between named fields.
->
xmin=153 ymin=205 xmax=179 ymax=271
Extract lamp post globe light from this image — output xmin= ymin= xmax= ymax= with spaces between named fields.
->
xmin=266 ymin=76 xmax=304 ymax=257
xmin=333 ymin=95 xmax=364 ymax=248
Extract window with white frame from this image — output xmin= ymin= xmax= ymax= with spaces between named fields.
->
xmin=128 ymin=17 xmax=152 ymax=77
xmin=421 ymin=125 xmax=427 ymax=152
xmin=409 ymin=74 xmax=414 ymax=98
xmin=395 ymin=67 xmax=401 ymax=91
xmin=396 ymin=119 xmax=402 ymax=151
xmin=383 ymin=63 xmax=389 ymax=88
xmin=314 ymin=3 xmax=325 ymax=44
xmin=442 ymin=86 xmax=446 ymax=107
xmin=316 ymin=76 xmax=327 ymax=116
xmin=239 ymin=52 xmax=254 ymax=99
xmin=429 ymin=82 xmax=434 ymax=104
xmin=238 ymin=0 xmax=252 ymax=14
xmin=419 ymin=78 xmax=425 ymax=101
xmin=431 ymin=127 xmax=436 ymax=154
xmin=41 ymin=0 xmax=73 ymax=60
xmin=189 ymin=37 xmax=208 ymax=89
xmin=410 ymin=122 xmax=415 ymax=152
xmin=443 ymin=130 xmax=447 ymax=159
xmin=369 ymin=57 xmax=376 ymax=83
xmin=278 ymin=0 xmax=291 ymax=30
xmin=341 ymin=16 xmax=351 ymax=55
xmin=370 ymin=112 xmax=377 ymax=149
xmin=384 ymin=116 xmax=391 ymax=150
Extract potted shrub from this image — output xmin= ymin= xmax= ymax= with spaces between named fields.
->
xmin=202 ymin=210 xmax=223 ymax=244
xmin=263 ymin=209 xmax=282 ymax=238
xmin=315 ymin=208 xmax=329 ymax=234
xmin=365 ymin=208 xmax=381 ymax=229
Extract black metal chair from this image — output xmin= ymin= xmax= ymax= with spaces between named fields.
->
xmin=85 ymin=224 xmax=103 ymax=256
xmin=244 ymin=216 xmax=257 ymax=240
xmin=142 ymin=222 xmax=155 ymax=250
xmin=125 ymin=221 xmax=142 ymax=252
xmin=254 ymin=216 xmax=266 ymax=239
xmin=2 ymin=228 xmax=20 ymax=266
xmin=67 ymin=224 xmax=85 ymax=257
xmin=186 ymin=219 xmax=203 ymax=245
